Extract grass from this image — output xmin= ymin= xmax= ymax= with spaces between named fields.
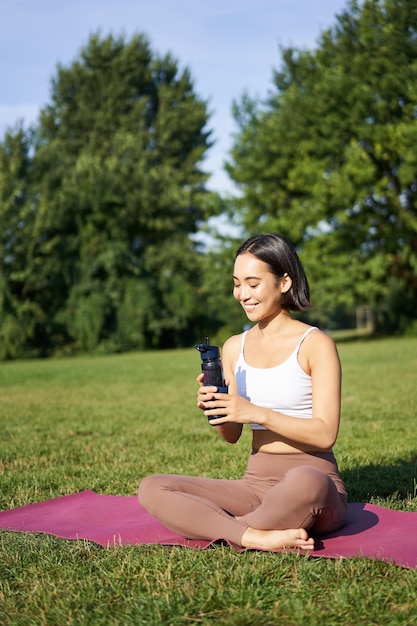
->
xmin=1 ymin=338 xmax=417 ymax=625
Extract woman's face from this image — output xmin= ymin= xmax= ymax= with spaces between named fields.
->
xmin=232 ymin=252 xmax=289 ymax=322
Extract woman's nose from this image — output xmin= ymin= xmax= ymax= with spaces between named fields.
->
xmin=240 ymin=286 xmax=251 ymax=300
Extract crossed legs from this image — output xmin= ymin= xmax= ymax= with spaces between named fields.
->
xmin=138 ymin=452 xmax=347 ymax=550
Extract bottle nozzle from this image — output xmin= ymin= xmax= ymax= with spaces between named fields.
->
xmin=195 ymin=338 xmax=220 ymax=359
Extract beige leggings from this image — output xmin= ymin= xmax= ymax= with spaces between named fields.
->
xmin=138 ymin=450 xmax=347 ymax=546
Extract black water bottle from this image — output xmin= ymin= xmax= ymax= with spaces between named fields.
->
xmin=195 ymin=337 xmax=228 ymax=421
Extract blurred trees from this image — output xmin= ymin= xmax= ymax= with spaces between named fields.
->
xmin=0 ymin=33 xmax=222 ymax=358
xmin=227 ymin=0 xmax=417 ymax=333
xmin=3 ymin=1 xmax=417 ymax=360
xmin=0 ymin=127 xmax=37 ymax=359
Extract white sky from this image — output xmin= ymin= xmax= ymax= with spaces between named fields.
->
xmin=0 ymin=0 xmax=349 ymax=193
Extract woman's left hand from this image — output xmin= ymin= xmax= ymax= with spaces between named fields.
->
xmin=202 ymin=392 xmax=261 ymax=425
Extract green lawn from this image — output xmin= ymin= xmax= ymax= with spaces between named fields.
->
xmin=1 ymin=338 xmax=417 ymax=625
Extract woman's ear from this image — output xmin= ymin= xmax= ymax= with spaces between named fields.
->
xmin=281 ymin=273 xmax=292 ymax=294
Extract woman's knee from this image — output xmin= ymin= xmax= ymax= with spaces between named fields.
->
xmin=138 ymin=474 xmax=167 ymax=510
xmin=284 ymin=466 xmax=331 ymax=501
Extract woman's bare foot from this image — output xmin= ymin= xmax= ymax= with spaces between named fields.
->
xmin=241 ymin=526 xmax=315 ymax=552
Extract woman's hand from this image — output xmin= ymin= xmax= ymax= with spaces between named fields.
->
xmin=198 ymin=387 xmax=261 ymax=426
xmin=196 ymin=373 xmax=245 ymax=442
xmin=196 ymin=373 xmax=227 ymax=411
xmin=196 ymin=373 xmax=217 ymax=410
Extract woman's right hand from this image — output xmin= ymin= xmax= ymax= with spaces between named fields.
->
xmin=196 ymin=374 xmax=219 ymax=410
xmin=196 ymin=374 xmax=242 ymax=443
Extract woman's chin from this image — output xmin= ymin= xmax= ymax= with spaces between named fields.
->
xmin=243 ymin=305 xmax=259 ymax=317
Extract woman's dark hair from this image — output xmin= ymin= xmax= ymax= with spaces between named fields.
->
xmin=235 ymin=233 xmax=311 ymax=311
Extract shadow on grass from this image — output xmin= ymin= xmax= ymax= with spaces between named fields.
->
xmin=313 ymin=504 xmax=379 ymax=550
xmin=342 ymin=456 xmax=417 ymax=502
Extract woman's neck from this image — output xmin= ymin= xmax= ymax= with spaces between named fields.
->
xmin=256 ymin=310 xmax=293 ymax=336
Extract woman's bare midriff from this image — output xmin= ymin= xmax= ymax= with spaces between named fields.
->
xmin=252 ymin=429 xmax=331 ymax=454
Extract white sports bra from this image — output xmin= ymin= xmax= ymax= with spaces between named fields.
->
xmin=234 ymin=327 xmax=318 ymax=430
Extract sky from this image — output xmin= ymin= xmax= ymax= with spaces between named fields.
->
xmin=0 ymin=0 xmax=349 ymax=194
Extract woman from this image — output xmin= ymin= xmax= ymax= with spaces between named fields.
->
xmin=138 ymin=233 xmax=347 ymax=551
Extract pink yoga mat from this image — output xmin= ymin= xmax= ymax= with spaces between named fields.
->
xmin=0 ymin=490 xmax=416 ymax=569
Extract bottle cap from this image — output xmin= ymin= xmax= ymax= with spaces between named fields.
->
xmin=195 ymin=338 xmax=220 ymax=361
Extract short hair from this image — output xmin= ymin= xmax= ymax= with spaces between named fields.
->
xmin=235 ymin=233 xmax=311 ymax=311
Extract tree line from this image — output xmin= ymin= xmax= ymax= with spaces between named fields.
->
xmin=1 ymin=0 xmax=417 ymax=360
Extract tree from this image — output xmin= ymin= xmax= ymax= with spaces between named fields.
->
xmin=227 ymin=0 xmax=417 ymax=332
xmin=0 ymin=126 xmax=45 ymax=359
xmin=1 ymin=32 xmax=219 ymax=357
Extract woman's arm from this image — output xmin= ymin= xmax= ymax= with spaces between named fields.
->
xmin=204 ymin=331 xmax=341 ymax=451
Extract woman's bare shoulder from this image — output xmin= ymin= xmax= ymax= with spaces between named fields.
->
xmin=303 ymin=326 xmax=339 ymax=359
xmin=306 ymin=326 xmax=336 ymax=346
xmin=222 ymin=332 xmax=244 ymax=356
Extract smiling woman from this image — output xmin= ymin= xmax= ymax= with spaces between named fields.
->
xmin=139 ymin=233 xmax=347 ymax=552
